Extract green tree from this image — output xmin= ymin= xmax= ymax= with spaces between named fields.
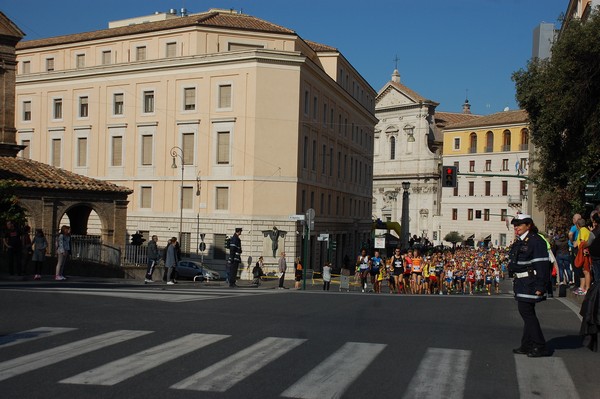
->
xmin=0 ymin=181 xmax=28 ymax=228
xmin=513 ymin=8 xmax=600 ymax=227
xmin=444 ymin=231 xmax=464 ymax=251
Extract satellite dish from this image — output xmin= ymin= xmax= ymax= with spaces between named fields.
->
xmin=503 ymin=106 xmax=510 ymax=112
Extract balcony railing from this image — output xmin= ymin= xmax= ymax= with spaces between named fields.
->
xmin=484 ymin=146 xmax=493 ymax=153
xmin=468 ymin=147 xmax=477 ymax=153
xmin=520 ymin=143 xmax=529 ymax=151
xmin=507 ymin=195 xmax=523 ymax=205
xmin=502 ymin=145 xmax=511 ymax=152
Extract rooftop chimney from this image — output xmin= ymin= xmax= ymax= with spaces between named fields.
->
xmin=391 ymin=69 xmax=401 ymax=83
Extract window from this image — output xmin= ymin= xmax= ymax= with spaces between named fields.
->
xmin=166 ymin=42 xmax=176 ymax=58
xmin=218 ymin=84 xmax=232 ymax=108
xmin=216 ymin=187 xmax=229 ymax=210
xmin=485 ymin=181 xmax=491 ymax=196
xmin=214 ymin=233 xmax=227 ymax=260
xmin=111 ymin=136 xmax=122 ymax=166
xmin=78 ymin=96 xmax=88 ymax=118
xmin=502 ymin=181 xmax=508 ymax=196
xmin=329 ymin=148 xmax=333 ymax=176
xmin=500 ymin=209 xmax=507 ymax=222
xmin=22 ymin=61 xmax=31 ymax=74
xmin=503 ymin=130 xmax=511 ymax=151
xmin=301 ymin=190 xmax=306 ymax=212
xmin=23 ymin=101 xmax=31 ymax=121
xmin=184 ymin=88 xmax=196 ymax=111
xmin=521 ymin=129 xmax=529 ymax=151
xmin=499 ymin=233 xmax=507 ymax=247
xmin=502 ymin=159 xmax=509 ymax=171
xmin=46 ymin=58 xmax=54 ymax=72
xmin=330 ymin=108 xmax=334 ymax=130
xmin=140 ymin=187 xmax=152 ymax=208
xmin=454 ymin=138 xmax=460 ymax=150
xmin=76 ymin=54 xmax=85 ymax=68
xmin=227 ymin=42 xmax=264 ymax=51
xmin=453 ymin=184 xmax=458 ymax=197
xmin=180 ymin=232 xmax=191 ymax=255
xmin=53 ymin=98 xmax=62 ymax=119
xmin=469 ymin=133 xmax=477 ymax=153
xmin=113 ymin=93 xmax=124 ymax=115
xmin=182 ymin=133 xmax=194 ymax=165
xmin=322 ymin=145 xmax=327 ymax=174
xmin=136 ymin=46 xmax=146 ymax=61
xmin=303 ymin=136 xmax=308 ymax=168
xmin=304 ymin=90 xmax=309 ymax=115
xmin=485 ymin=160 xmax=491 ymax=171
xmin=520 ymin=158 xmax=528 ymax=173
xmin=143 ymin=91 xmax=154 ymax=113
xmin=312 ymin=140 xmax=316 ymax=171
xmin=320 ymin=193 xmax=324 ymax=213
xmin=484 ymin=209 xmax=490 ymax=221
xmin=452 ymin=208 xmax=458 ymax=220
xmin=141 ymin=135 xmax=153 ymax=165
xmin=485 ymin=131 xmax=494 ymax=152
xmin=310 ymin=191 xmax=315 ymax=208
xmin=468 ymin=209 xmax=474 ymax=220
xmin=313 ymin=96 xmax=318 ymax=119
xmin=390 ymin=136 xmax=396 ymax=160
xmin=77 ymin=137 xmax=87 ymax=167
xmin=323 ymin=104 xmax=327 ymax=126
xmin=469 ymin=160 xmax=475 ymax=172
xmin=102 ymin=50 xmax=111 ymax=65
xmin=182 ymin=187 xmax=193 ymax=209
xmin=475 ymin=210 xmax=482 ymax=219
xmin=337 ymin=152 xmax=341 ymax=178
xmin=468 ymin=181 xmax=474 ymax=196
xmin=21 ymin=140 xmax=30 ymax=159
xmin=520 ymin=180 xmax=527 ymax=196
xmin=217 ymin=131 xmax=230 ymax=164
xmin=51 ymin=138 xmax=61 ymax=167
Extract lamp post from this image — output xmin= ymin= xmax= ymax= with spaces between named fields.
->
xmin=400 ymin=181 xmax=411 ymax=249
xmin=170 ymin=146 xmax=184 ymax=242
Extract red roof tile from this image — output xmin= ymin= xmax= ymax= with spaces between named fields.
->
xmin=0 ymin=157 xmax=132 ymax=194
xmin=444 ymin=109 xmax=528 ymax=130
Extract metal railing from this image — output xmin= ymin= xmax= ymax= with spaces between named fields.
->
xmin=69 ymin=237 xmax=121 ymax=267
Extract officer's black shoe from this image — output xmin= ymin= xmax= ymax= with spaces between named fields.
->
xmin=527 ymin=347 xmax=551 ymax=358
xmin=512 ymin=347 xmax=530 ymax=355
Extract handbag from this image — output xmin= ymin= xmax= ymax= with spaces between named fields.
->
xmin=574 ymin=247 xmax=591 ymax=269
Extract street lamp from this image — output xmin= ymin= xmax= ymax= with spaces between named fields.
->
xmin=401 ymin=181 xmax=411 ymax=249
xmin=171 ymin=146 xmax=184 ymax=242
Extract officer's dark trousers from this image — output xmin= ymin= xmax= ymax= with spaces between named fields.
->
xmin=518 ymin=301 xmax=546 ymax=349
xmin=228 ymin=261 xmax=239 ymax=286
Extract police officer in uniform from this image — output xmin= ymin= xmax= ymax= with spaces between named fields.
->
xmin=508 ymin=214 xmax=551 ymax=357
xmin=228 ymin=227 xmax=243 ymax=287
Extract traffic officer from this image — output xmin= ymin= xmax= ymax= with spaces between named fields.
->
xmin=228 ymin=227 xmax=243 ymax=287
xmin=508 ymin=214 xmax=551 ymax=357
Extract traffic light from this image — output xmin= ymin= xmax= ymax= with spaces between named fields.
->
xmin=442 ymin=166 xmax=457 ymax=188
xmin=224 ymin=236 xmax=231 ymax=248
xmin=131 ymin=232 xmax=145 ymax=246
xmin=330 ymin=241 xmax=337 ymax=251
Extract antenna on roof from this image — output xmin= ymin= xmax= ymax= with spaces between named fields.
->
xmin=393 ymin=54 xmax=400 ymax=71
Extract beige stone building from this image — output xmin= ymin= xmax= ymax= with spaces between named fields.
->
xmin=14 ymin=9 xmax=377 ymax=271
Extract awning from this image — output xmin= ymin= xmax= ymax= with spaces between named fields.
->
xmin=483 ymin=235 xmax=491 ymax=241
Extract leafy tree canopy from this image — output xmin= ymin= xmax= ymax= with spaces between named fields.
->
xmin=444 ymin=231 xmax=464 ymax=244
xmin=0 ymin=181 xmax=28 ymax=228
xmin=513 ymin=8 xmax=600 ymax=228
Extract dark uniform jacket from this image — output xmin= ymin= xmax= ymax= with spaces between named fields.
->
xmin=229 ymin=234 xmax=242 ymax=263
xmin=508 ymin=231 xmax=550 ymax=303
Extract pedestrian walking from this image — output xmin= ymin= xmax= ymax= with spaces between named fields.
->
xmin=21 ymin=225 xmax=33 ymax=276
xmin=145 ymin=235 xmax=160 ymax=283
xmin=509 ymin=214 xmax=551 ymax=357
xmin=322 ymin=262 xmax=332 ymax=291
xmin=165 ymin=237 xmax=179 ymax=285
xmin=31 ymin=229 xmax=48 ymax=280
xmin=54 ymin=225 xmax=70 ymax=281
xmin=278 ymin=251 xmax=287 ymax=289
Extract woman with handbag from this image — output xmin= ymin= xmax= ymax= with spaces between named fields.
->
xmin=574 ymin=218 xmax=591 ymax=295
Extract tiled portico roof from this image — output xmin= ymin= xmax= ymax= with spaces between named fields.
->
xmin=444 ymin=109 xmax=528 ymax=130
xmin=0 ymin=157 xmax=132 ymax=194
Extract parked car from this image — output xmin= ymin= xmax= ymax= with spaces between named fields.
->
xmin=176 ymin=260 xmax=221 ymax=281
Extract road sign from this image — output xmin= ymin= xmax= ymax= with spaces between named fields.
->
xmin=199 ymin=242 xmax=206 ymax=252
xmin=289 ymin=214 xmax=306 ymax=221
xmin=318 ymin=233 xmax=329 ymax=241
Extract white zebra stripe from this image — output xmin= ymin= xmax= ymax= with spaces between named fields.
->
xmin=402 ymin=348 xmax=471 ymax=399
xmin=0 ymin=330 xmax=151 ymax=382
xmin=281 ymin=342 xmax=386 ymax=399
xmin=0 ymin=327 xmax=76 ymax=348
xmin=172 ymin=337 xmax=306 ymax=392
xmin=60 ymin=333 xmax=229 ymax=386
xmin=514 ymin=355 xmax=580 ymax=399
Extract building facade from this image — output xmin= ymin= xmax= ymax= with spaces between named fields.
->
xmin=373 ymin=70 xmax=479 ymax=247
xmin=14 ymin=9 xmax=377 ymax=271
xmin=439 ymin=110 xmax=530 ymax=247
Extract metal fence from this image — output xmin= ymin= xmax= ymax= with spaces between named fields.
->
xmin=69 ymin=236 xmax=121 ymax=267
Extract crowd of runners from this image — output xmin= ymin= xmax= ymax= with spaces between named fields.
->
xmin=353 ymin=246 xmax=509 ymax=295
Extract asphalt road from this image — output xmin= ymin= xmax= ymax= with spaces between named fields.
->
xmin=0 ymin=279 xmax=596 ymax=399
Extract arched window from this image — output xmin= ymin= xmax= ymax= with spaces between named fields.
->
xmin=502 ymin=130 xmax=511 ymax=151
xmin=469 ymin=133 xmax=477 ymax=153
xmin=520 ymin=128 xmax=529 ymax=151
xmin=485 ymin=131 xmax=494 ymax=152
xmin=390 ymin=136 xmax=396 ymax=160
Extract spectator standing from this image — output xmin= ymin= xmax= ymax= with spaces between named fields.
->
xmin=575 ymin=218 xmax=591 ymax=295
xmin=165 ymin=237 xmax=179 ymax=285
xmin=554 ymin=230 xmax=572 ymax=285
xmin=294 ymin=257 xmax=303 ymax=289
xmin=21 ymin=225 xmax=32 ymax=276
xmin=278 ymin=251 xmax=287 ymax=289
xmin=509 ymin=214 xmax=551 ymax=357
xmin=322 ymin=262 xmax=332 ymax=291
xmin=228 ymin=228 xmax=243 ymax=288
xmin=31 ymin=229 xmax=48 ymax=280
xmin=54 ymin=225 xmax=70 ymax=281
xmin=252 ymin=256 xmax=264 ymax=286
xmin=586 ymin=213 xmax=600 ymax=284
xmin=145 ymin=235 xmax=160 ymax=283
xmin=569 ymin=214 xmax=582 ymax=288
xmin=3 ymin=221 xmax=22 ymax=276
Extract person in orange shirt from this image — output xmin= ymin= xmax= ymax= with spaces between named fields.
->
xmin=411 ymin=249 xmax=424 ymax=294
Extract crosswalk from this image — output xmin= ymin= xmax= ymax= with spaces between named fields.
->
xmin=5 ymin=286 xmax=281 ymax=302
xmin=0 ymin=326 xmax=582 ymax=398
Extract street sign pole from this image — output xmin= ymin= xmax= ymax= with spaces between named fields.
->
xmin=303 ymin=208 xmax=315 ymax=291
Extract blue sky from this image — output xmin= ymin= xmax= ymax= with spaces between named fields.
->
xmin=4 ymin=0 xmax=566 ymax=115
